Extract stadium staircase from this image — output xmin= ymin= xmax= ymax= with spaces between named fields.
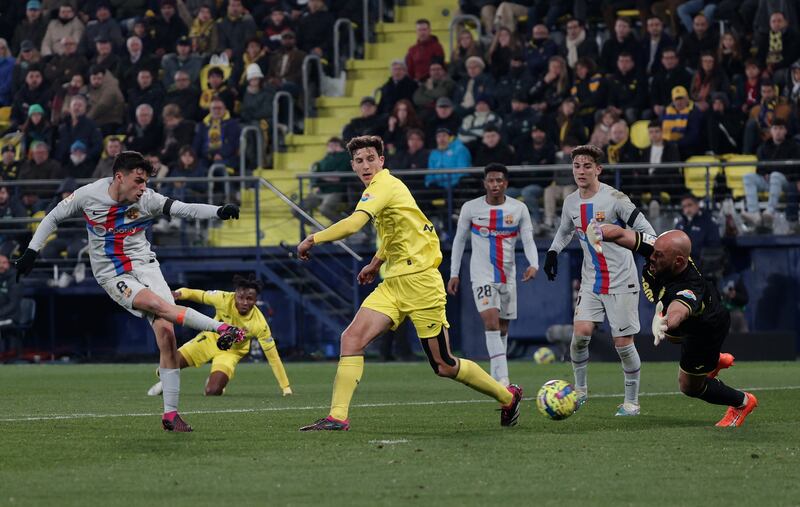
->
xmin=208 ymin=0 xmax=458 ymax=248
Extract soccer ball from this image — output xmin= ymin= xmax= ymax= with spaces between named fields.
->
xmin=533 ymin=346 xmax=556 ymax=364
xmin=536 ymin=379 xmax=578 ymax=420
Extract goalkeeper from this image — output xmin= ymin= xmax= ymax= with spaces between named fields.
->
xmin=586 ymin=223 xmax=756 ymax=427
xmin=147 ymin=274 xmax=292 ymax=397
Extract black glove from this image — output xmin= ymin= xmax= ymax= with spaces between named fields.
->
xmin=14 ymin=248 xmax=38 ymax=282
xmin=543 ymin=250 xmax=558 ymax=281
xmin=217 ymin=204 xmax=240 ymax=220
xmin=216 ymin=334 xmax=234 ymax=351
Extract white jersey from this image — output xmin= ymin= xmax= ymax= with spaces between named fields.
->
xmin=29 ymin=177 xmax=221 ymax=284
xmin=549 ymin=183 xmax=655 ymax=295
xmin=450 ymin=196 xmax=539 ymax=284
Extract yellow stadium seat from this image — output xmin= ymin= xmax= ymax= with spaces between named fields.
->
xmin=629 ymin=120 xmax=650 ymax=149
xmin=617 ymin=9 xmax=640 ymax=18
xmin=0 ymin=106 xmax=11 ymax=132
xmin=199 ymin=64 xmax=232 ymax=92
xmin=684 ymin=155 xmax=721 ymax=198
xmin=720 ymin=154 xmax=757 ymax=199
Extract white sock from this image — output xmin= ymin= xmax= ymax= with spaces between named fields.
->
xmin=159 ymin=367 xmax=180 ymax=413
xmin=500 ymin=334 xmax=508 ymax=351
xmin=570 ymin=335 xmax=591 ymax=392
xmin=485 ymin=330 xmax=508 ymax=381
xmin=615 ymin=343 xmax=641 ymax=406
xmin=181 ymin=307 xmax=223 ymax=332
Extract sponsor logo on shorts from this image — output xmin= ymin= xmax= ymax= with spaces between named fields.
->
xmin=116 ymin=280 xmax=132 ymax=298
xmin=677 ymin=289 xmax=697 ymax=301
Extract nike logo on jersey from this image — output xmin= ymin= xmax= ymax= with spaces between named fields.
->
xmin=90 ymin=210 xmax=103 ymax=216
xmin=572 ymin=215 xmax=579 ymax=220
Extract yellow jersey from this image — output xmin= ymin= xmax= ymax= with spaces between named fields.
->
xmin=177 ymin=288 xmax=275 ymax=352
xmin=355 ymin=169 xmax=442 ymax=278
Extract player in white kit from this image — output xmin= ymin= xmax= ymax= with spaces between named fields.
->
xmin=543 ymin=145 xmax=655 ymax=416
xmin=448 ymin=163 xmax=539 ymax=386
xmin=15 ymin=151 xmax=247 ymax=432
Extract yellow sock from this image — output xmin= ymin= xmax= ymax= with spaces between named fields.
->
xmin=264 ymin=345 xmax=290 ymax=389
xmin=330 ymin=355 xmax=364 ymax=420
xmin=455 ymin=359 xmax=513 ymax=405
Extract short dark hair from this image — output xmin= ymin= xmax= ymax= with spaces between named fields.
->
xmin=346 ymin=135 xmax=384 ymax=157
xmin=571 ymin=144 xmax=604 ymax=163
xmin=681 ymin=193 xmax=699 ymax=203
xmin=618 ymin=51 xmax=634 ymax=60
xmin=327 ymin=136 xmax=345 ymax=148
xmin=484 ymin=163 xmax=508 ymax=178
xmin=615 ymin=16 xmax=632 ymax=26
xmin=415 ymin=18 xmax=430 ymax=26
xmin=406 ymin=128 xmax=424 ymax=141
xmin=233 ymin=273 xmax=264 ymax=292
xmin=648 ymin=120 xmax=662 ymax=129
xmin=771 ymin=117 xmax=788 ymax=127
xmin=208 ymin=66 xmax=224 ymax=78
xmin=111 ymin=150 xmax=155 ymax=176
xmin=661 ymin=46 xmax=678 ymax=56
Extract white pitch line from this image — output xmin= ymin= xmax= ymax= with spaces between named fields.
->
xmin=368 ymin=439 xmax=409 ymax=445
xmin=1 ymin=385 xmax=798 ymax=423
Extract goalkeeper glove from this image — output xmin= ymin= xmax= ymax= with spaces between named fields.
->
xmin=217 ymin=204 xmax=240 ymax=220
xmin=585 ymin=219 xmax=604 ymax=253
xmin=652 ymin=301 xmax=668 ymax=346
xmin=543 ymin=250 xmax=558 ymax=281
xmin=14 ymin=248 xmax=38 ymax=282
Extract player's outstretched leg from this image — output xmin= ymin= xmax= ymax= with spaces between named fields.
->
xmin=614 ymin=337 xmax=641 ymax=416
xmin=679 ymin=371 xmax=758 ymax=427
xmin=570 ymin=329 xmax=592 ymax=407
xmin=151 ymin=318 xmax=192 ymax=432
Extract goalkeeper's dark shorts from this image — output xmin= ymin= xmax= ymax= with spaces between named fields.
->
xmin=679 ymin=313 xmax=730 ymax=376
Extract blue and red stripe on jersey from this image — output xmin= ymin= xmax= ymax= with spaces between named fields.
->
xmin=469 ymin=209 xmax=520 ymax=283
xmin=83 ymin=206 xmax=154 ymax=275
xmin=580 ymin=202 xmax=610 ymax=294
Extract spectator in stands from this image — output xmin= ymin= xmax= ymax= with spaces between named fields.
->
xmin=120 ymin=36 xmax=159 ymax=87
xmin=541 ymin=141 xmax=578 ymax=231
xmin=267 ymin=31 xmax=306 ymax=97
xmin=41 ymin=3 xmax=84 ymax=57
xmin=412 ymin=59 xmax=455 ymax=113
xmin=639 ymin=15 xmax=673 ymax=77
xmin=342 ymin=97 xmax=383 ymax=142
xmin=0 ymin=146 xmax=19 ymax=181
xmin=131 ymin=17 xmax=156 ymax=56
xmin=43 ymin=36 xmax=88 ymax=91
xmin=571 ymin=57 xmax=609 ymax=130
xmin=717 ymin=31 xmax=744 ymax=80
xmin=649 ymin=47 xmax=692 ymax=119
xmin=425 ymin=97 xmax=461 ymax=147
xmin=89 ymin=35 xmax=120 ymax=77
xmin=679 ymin=13 xmax=718 ymax=70
xmin=556 ymin=19 xmax=595 ymax=74
xmin=0 ymin=254 xmax=20 ymax=332
xmin=662 ymin=85 xmax=706 ymax=158
xmin=12 ymin=40 xmax=42 ymax=93
xmin=19 ymin=142 xmax=63 ymax=187
xmin=20 ymin=104 xmax=53 ymax=152
xmin=62 ymin=141 xmax=94 ymax=179
xmin=605 ymin=120 xmax=639 ymax=166
xmin=782 ymin=61 xmax=800 ymax=108
xmin=200 ymin=67 xmax=236 ymax=115
xmin=12 ymin=1 xmax=47 ymax=56
xmin=0 ymin=185 xmax=28 ymax=246
xmin=505 ymin=92 xmax=539 ymax=148
xmin=86 ymin=66 xmax=125 ymax=136
xmin=677 ymin=1 xmax=718 ymax=32
xmin=262 ymin=8 xmax=293 ymax=52
xmin=553 ymin=96 xmax=588 ymax=146
xmin=690 ymin=52 xmax=730 ymax=113
xmin=752 ymin=0 xmax=799 ymax=35
xmin=387 ymin=128 xmax=429 ymax=171
xmin=189 ymin=4 xmax=218 ymax=55
xmin=160 ymin=104 xmax=195 ymax=167
xmin=162 ymin=145 xmax=206 ymax=204
xmin=721 ymin=277 xmax=749 ymax=333
xmin=51 ymin=73 xmax=88 ymax=126
xmin=193 ymin=97 xmax=241 ymax=166
xmin=303 ymin=137 xmax=349 ymax=222
xmin=757 ymin=11 xmax=799 ymax=75
xmin=514 ymin=122 xmax=556 ymax=166
xmin=599 ymin=17 xmax=638 ymax=73
xmin=675 ymin=193 xmax=722 ymax=260
xmin=474 ymin=124 xmax=515 ymax=168
xmin=641 ymin=120 xmax=681 ymax=166
xmin=378 ymin=60 xmax=418 ymax=115
xmin=637 ymin=120 xmax=683 ymax=213
xmin=744 ymin=118 xmax=800 ymax=228
xmin=734 ymin=59 xmax=763 ymax=113
xmin=92 ymin=136 xmax=122 ymax=179
xmin=55 ymin=95 xmax=102 ymax=165
xmin=153 ymin=0 xmax=188 ymax=58
xmin=525 ymin=24 xmax=558 ymax=78
xmin=452 ymin=56 xmax=494 ymax=116
xmin=126 ymin=68 xmax=165 ymax=122
xmin=487 ymin=27 xmax=519 ymax=79
xmin=215 ymin=0 xmax=258 ymax=60
xmin=495 ymin=50 xmax=533 ymax=116
xmin=165 ymin=70 xmax=201 ymax=122
xmin=231 ymin=37 xmax=270 ymax=92
xmin=162 ymin=36 xmax=202 ymax=89
xmin=600 ymin=2 xmax=651 ymax=31
xmin=608 ymin=52 xmax=647 ymax=123
xmin=448 ymin=28 xmax=483 ymax=82
xmin=707 ymin=92 xmax=744 ymax=155
xmin=426 ymin=128 xmax=470 ymax=189
xmin=296 ymin=0 xmax=334 ymax=59
xmin=81 ymin=3 xmax=124 ymax=56
xmin=743 ymin=79 xmax=791 ymax=154
xmin=589 ymin=108 xmax=621 ymax=149
xmin=405 ymin=19 xmax=445 ymax=81
xmin=383 ymin=99 xmax=422 ymax=153
xmin=125 ymin=104 xmax=163 ymax=156
xmin=239 ymin=64 xmax=276 ymax=124
xmin=458 ymin=0 xmax=498 ymax=33
xmin=39 ymin=178 xmax=86 ymax=260
xmin=0 ymin=39 xmax=13 ymax=107
xmin=111 ymin=0 xmax=149 ymax=22
xmin=528 ymin=55 xmax=570 ymax=116
xmin=458 ymin=95 xmax=502 ymax=146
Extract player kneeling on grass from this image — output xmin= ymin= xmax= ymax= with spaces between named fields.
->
xmin=448 ymin=163 xmax=539 ymax=387
xmin=15 ymin=151 xmax=246 ymax=432
xmin=295 ymin=135 xmax=522 ymax=431
xmin=586 ymin=222 xmax=757 ymax=427
xmin=147 ymin=274 xmax=292 ymax=398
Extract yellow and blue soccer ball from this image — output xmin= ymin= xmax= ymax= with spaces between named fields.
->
xmin=536 ymin=379 xmax=578 ymax=420
xmin=533 ymin=346 xmax=556 ymax=364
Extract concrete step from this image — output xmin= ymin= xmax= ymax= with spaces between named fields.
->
xmin=306 ymin=116 xmax=347 ymax=136
xmin=316 ymin=96 xmax=362 ymax=107
xmin=376 ymin=20 xmax=450 ymax=33
xmin=317 ymin=106 xmax=360 ymax=119
xmin=397 ymin=4 xmax=454 ymax=23
xmin=285 ymin=133 xmax=331 ymax=146
xmin=346 ymin=78 xmax=385 ymax=98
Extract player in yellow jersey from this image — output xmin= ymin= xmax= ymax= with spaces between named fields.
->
xmin=146 ymin=274 xmax=292 ymax=397
xmin=296 ymin=135 xmax=522 ymax=431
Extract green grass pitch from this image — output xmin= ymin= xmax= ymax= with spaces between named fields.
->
xmin=1 ymin=360 xmax=798 ymax=506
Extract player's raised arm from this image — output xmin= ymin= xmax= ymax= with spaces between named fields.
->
xmin=448 ymin=202 xmax=473 ymax=294
xmin=297 ymin=211 xmax=371 ymax=261
xmin=154 ymin=194 xmax=240 ymax=221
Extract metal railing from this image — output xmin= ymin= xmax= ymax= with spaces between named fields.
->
xmin=239 ymin=125 xmax=264 ymax=192
xmin=206 ymin=163 xmax=231 ymax=204
xmin=334 ymin=18 xmax=356 ymax=77
xmin=271 ymin=91 xmax=295 ymax=156
xmin=449 ymin=14 xmax=482 ymax=56
xmin=362 ymin=0 xmax=370 ymax=48
xmin=302 ymin=54 xmax=325 ymax=119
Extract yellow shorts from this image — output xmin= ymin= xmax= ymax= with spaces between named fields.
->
xmin=178 ymin=332 xmax=248 ymax=380
xmin=362 ymin=267 xmax=449 ymax=338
